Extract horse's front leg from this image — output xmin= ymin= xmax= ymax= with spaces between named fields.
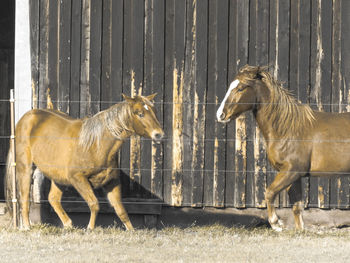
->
xmin=70 ymin=173 xmax=99 ymax=230
xmin=265 ymin=169 xmax=300 ymax=231
xmin=103 ymin=177 xmax=133 ymax=230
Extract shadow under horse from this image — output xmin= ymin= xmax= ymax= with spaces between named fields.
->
xmin=217 ymin=65 xmax=350 ymax=231
xmin=5 ymin=93 xmax=164 ymax=230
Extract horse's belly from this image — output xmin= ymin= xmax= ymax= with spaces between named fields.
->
xmin=310 ymin=143 xmax=350 ymax=176
xmin=35 ymin=163 xmax=71 ymax=185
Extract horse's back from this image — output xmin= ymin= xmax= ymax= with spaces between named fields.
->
xmin=16 ymin=109 xmax=82 ymax=156
xmin=15 ymin=109 xmax=83 ymax=182
xmin=16 ymin=109 xmax=79 ymax=137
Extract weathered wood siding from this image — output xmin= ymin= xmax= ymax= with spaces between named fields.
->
xmin=0 ymin=0 xmax=15 ymax=199
xmin=30 ymin=0 xmax=350 ymax=209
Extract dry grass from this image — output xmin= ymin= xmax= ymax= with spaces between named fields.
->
xmin=0 ymin=224 xmax=350 ymax=262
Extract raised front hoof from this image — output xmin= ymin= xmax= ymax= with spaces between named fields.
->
xmin=269 ymin=219 xmax=284 ymax=232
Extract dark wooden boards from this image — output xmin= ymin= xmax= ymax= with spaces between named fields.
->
xmin=27 ymin=0 xmax=350 ymax=211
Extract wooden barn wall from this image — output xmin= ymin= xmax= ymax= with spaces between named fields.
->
xmin=29 ymin=0 xmax=350 ymax=209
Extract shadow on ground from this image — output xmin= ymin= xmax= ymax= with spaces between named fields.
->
xmin=40 ymin=205 xmax=269 ymax=230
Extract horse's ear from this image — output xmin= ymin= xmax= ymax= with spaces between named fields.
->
xmin=256 ymin=66 xmax=266 ymax=80
xmin=256 ymin=72 xmax=263 ymax=80
xmin=122 ymin=93 xmax=134 ymax=103
xmin=145 ymin=93 xmax=157 ymax=102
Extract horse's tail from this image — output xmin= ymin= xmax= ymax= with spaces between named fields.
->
xmin=4 ymin=142 xmax=15 ymax=214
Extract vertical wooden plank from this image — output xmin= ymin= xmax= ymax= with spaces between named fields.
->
xmin=29 ymin=0 xmax=40 ymax=109
xmin=203 ymin=0 xmax=216 ymax=206
xmin=101 ymin=0 xmax=124 ymax=109
xmin=47 ymin=0 xmax=59 ymax=109
xmin=289 ymin=0 xmax=311 ymax=208
xmin=310 ymin=0 xmax=332 ymax=209
xmin=58 ymin=0 xmax=72 ymax=113
xmin=78 ymin=0 xmax=102 ymax=116
xmin=226 ymin=0 xmax=249 ymax=208
xmin=70 ymin=0 xmax=82 ymax=118
xmin=270 ymin=0 xmax=290 ymax=83
xmin=143 ymin=0 xmax=165 ymax=200
xmin=204 ymin=0 xmax=229 ymax=207
xmin=191 ymin=0 xmax=208 ymax=207
xmin=0 ymin=50 xmax=11 ymax=199
xmin=307 ymin=0 xmax=319 ymax=209
xmin=163 ymin=0 xmax=186 ymax=205
xmin=80 ymin=0 xmax=91 ymax=117
xmin=338 ymin=0 xmax=350 ymax=209
xmin=122 ymin=0 xmax=144 ymax=197
xmin=89 ymin=0 xmax=102 ymax=114
xmin=226 ymin=0 xmax=237 ymax=208
xmin=143 ymin=0 xmax=159 ymax=199
xmin=101 ymin=0 xmax=113 ymax=111
xmin=38 ymin=0 xmax=49 ymax=109
xmin=163 ymin=1 xmax=173 ymax=205
xmin=249 ymin=0 xmax=269 ymax=208
xmin=330 ymin=0 xmax=343 ymax=209
xmin=171 ymin=1 xmax=186 ymax=207
xmin=110 ymin=0 xmax=124 ymax=101
xmin=269 ymin=0 xmax=290 ymax=208
xmin=110 ymin=0 xmax=126 ymax=197
xmin=214 ymin=0 xmax=229 ymax=207
xmin=181 ymin=0 xmax=195 ymax=207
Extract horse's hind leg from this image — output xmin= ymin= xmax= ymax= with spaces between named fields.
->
xmin=287 ymin=178 xmax=304 ymax=230
xmin=265 ymin=170 xmax=300 ymax=231
xmin=48 ymin=181 xmax=72 ymax=228
xmin=16 ymin=150 xmax=33 ymax=230
xmin=103 ymin=178 xmax=133 ymax=230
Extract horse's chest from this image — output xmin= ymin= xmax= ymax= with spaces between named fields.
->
xmin=88 ymin=169 xmax=117 ymax=188
xmin=86 ymin=158 xmax=119 ymax=188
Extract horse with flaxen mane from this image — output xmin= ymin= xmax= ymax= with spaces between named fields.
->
xmin=5 ymin=93 xmax=164 ymax=230
xmin=217 ymin=65 xmax=350 ymax=231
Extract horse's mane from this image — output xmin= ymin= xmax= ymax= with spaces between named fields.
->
xmin=79 ymin=102 xmax=133 ymax=150
xmin=259 ymin=69 xmax=315 ymax=138
xmin=240 ymin=66 xmax=315 ymax=138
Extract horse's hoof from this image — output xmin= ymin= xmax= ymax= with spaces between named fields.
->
xmin=63 ymin=220 xmax=73 ymax=229
xmin=86 ymin=225 xmax=95 ymax=231
xmin=270 ymin=219 xmax=284 ymax=232
xmin=20 ymin=225 xmax=30 ymax=231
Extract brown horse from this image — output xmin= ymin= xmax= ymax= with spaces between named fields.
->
xmin=5 ymin=93 xmax=164 ymax=230
xmin=217 ymin=65 xmax=350 ymax=231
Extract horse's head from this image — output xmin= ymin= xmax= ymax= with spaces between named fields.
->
xmin=122 ymin=93 xmax=164 ymax=143
xmin=216 ymin=65 xmax=266 ymax=123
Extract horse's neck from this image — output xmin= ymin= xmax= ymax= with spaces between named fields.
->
xmin=97 ymin=128 xmax=129 ymax=155
xmin=254 ymin=90 xmax=278 ymax=142
xmin=254 ymin=109 xmax=275 ymax=141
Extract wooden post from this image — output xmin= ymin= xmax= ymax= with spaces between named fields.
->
xmin=9 ymin=89 xmax=17 ymax=228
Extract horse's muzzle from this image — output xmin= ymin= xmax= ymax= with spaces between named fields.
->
xmin=217 ymin=112 xmax=230 ymax=123
xmin=152 ymin=132 xmax=164 ymax=144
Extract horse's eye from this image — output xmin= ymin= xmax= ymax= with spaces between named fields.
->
xmin=237 ymin=87 xmax=245 ymax=92
xmin=138 ymin=112 xmax=144 ymax=118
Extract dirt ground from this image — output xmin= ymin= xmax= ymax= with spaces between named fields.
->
xmin=0 ymin=223 xmax=350 ymax=263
